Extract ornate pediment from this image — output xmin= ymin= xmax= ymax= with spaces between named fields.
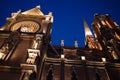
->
xmin=21 ymin=6 xmax=44 ymax=16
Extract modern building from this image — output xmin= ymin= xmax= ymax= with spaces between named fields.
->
xmin=0 ymin=6 xmax=120 ymax=80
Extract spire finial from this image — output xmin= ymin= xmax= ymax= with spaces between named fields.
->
xmin=74 ymin=39 xmax=78 ymax=48
xmin=83 ymin=18 xmax=93 ymax=37
xmin=36 ymin=5 xmax=40 ymax=9
xmin=61 ymin=39 xmax=64 ymax=46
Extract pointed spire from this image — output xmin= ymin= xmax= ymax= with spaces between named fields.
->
xmin=83 ymin=18 xmax=93 ymax=37
xmin=83 ymin=18 xmax=93 ymax=46
xmin=83 ymin=18 xmax=102 ymax=50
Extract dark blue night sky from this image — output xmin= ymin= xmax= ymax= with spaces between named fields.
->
xmin=0 ymin=0 xmax=120 ymax=47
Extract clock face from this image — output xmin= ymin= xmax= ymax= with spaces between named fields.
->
xmin=10 ymin=21 xmax=40 ymax=33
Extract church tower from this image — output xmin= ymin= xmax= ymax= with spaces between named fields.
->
xmin=92 ymin=14 xmax=120 ymax=61
xmin=83 ymin=19 xmax=102 ymax=50
xmin=0 ymin=6 xmax=53 ymax=80
xmin=1 ymin=6 xmax=120 ymax=80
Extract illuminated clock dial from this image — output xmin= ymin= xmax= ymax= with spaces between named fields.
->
xmin=11 ymin=21 xmax=40 ymax=33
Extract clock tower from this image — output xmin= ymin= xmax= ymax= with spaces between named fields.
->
xmin=1 ymin=5 xmax=53 ymax=35
xmin=0 ymin=6 xmax=53 ymax=80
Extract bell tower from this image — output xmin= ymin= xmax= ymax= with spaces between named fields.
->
xmin=92 ymin=14 xmax=120 ymax=61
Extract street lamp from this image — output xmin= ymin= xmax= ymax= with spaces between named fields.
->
xmin=60 ymin=54 xmax=65 ymax=80
xmin=61 ymin=54 xmax=65 ymax=59
xmin=81 ymin=56 xmax=86 ymax=60
xmin=101 ymin=57 xmax=106 ymax=62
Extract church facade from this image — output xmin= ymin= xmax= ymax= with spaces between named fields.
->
xmin=0 ymin=6 xmax=120 ymax=80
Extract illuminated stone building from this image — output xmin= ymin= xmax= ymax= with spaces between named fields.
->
xmin=0 ymin=6 xmax=120 ymax=80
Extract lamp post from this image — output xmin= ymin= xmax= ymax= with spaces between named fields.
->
xmin=60 ymin=54 xmax=65 ymax=80
xmin=81 ymin=56 xmax=89 ymax=80
xmin=101 ymin=57 xmax=106 ymax=62
xmin=81 ymin=56 xmax=86 ymax=61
